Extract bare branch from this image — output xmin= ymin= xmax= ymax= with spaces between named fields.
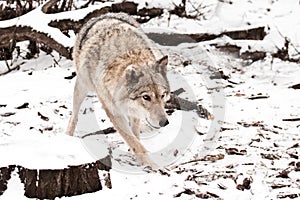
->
xmin=41 ymin=0 xmax=61 ymax=13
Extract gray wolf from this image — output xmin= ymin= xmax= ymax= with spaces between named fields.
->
xmin=66 ymin=12 xmax=170 ymax=169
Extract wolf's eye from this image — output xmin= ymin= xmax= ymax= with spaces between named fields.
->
xmin=161 ymin=94 xmax=165 ymax=99
xmin=142 ymin=95 xmax=151 ymax=101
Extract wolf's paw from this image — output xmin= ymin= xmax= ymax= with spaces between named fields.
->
xmin=136 ymin=154 xmax=159 ymax=171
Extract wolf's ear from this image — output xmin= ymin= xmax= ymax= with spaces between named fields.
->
xmin=158 ymin=55 xmax=168 ymax=66
xmin=155 ymin=55 xmax=168 ymax=76
xmin=126 ymin=65 xmax=144 ymax=85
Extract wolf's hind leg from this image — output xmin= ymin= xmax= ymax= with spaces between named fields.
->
xmin=66 ymin=78 xmax=87 ymax=136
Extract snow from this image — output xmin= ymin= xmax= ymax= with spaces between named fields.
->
xmin=1 ymin=0 xmax=300 ymax=199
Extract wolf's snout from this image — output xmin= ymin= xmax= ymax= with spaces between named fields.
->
xmin=159 ymin=119 xmax=169 ymax=127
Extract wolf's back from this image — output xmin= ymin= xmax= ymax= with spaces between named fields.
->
xmin=73 ymin=13 xmax=141 ymax=60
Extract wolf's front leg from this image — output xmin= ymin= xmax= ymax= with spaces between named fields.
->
xmin=130 ymin=117 xmax=141 ymax=140
xmin=111 ymin=115 xmax=158 ymax=169
xmin=66 ymin=78 xmax=88 ymax=136
xmin=135 ymin=153 xmax=158 ymax=170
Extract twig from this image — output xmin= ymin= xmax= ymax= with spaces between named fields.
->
xmin=169 ymin=159 xmax=201 ymax=170
xmin=0 ymin=64 xmax=21 ymax=76
xmin=187 ymin=0 xmax=211 ymax=19
xmin=248 ymin=95 xmax=269 ymax=100
xmin=169 ymin=154 xmax=225 ymax=170
xmin=172 ymin=87 xmax=185 ymax=96
xmin=282 ymin=118 xmax=300 ymax=122
xmin=81 ymin=127 xmax=116 ymax=138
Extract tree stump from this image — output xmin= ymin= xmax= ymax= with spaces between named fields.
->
xmin=0 ymin=156 xmax=111 ymax=199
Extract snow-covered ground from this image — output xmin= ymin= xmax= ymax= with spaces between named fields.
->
xmin=1 ymin=0 xmax=300 ymax=199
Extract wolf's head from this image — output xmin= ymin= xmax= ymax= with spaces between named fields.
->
xmin=123 ymin=56 xmax=170 ymax=129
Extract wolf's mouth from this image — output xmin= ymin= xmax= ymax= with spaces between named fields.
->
xmin=146 ymin=118 xmax=160 ymax=129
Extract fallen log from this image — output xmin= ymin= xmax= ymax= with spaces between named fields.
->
xmin=48 ymin=2 xmax=163 ymax=33
xmin=222 ymin=26 xmax=266 ymax=40
xmin=0 ymin=25 xmax=71 ymax=58
xmin=214 ymin=37 xmax=300 ymax=63
xmin=190 ymin=26 xmax=266 ymax=42
xmin=213 ymin=43 xmax=267 ymax=62
xmin=146 ymin=26 xmax=266 ymax=46
xmin=241 ymin=51 xmax=266 ymax=62
xmin=0 ymin=155 xmax=111 ymax=199
xmin=48 ymin=6 xmax=111 ymax=33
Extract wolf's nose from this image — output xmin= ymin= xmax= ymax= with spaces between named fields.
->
xmin=159 ymin=119 xmax=169 ymax=127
